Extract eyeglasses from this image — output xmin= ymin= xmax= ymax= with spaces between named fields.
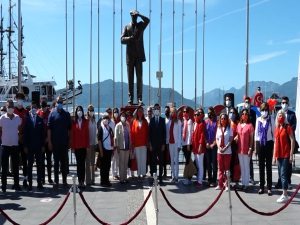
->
xmin=183 ymin=111 xmax=187 ymax=113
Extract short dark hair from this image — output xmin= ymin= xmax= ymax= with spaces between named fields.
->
xmin=154 ymin=103 xmax=160 ymax=108
xmin=15 ymin=92 xmax=25 ymax=100
xmin=31 ymin=101 xmax=37 ymax=106
xmin=244 ymin=96 xmax=250 ymax=101
xmin=165 ymin=105 xmax=170 ymax=109
xmin=183 ymin=106 xmax=190 ymax=113
xmin=257 ymin=86 xmax=261 ymax=89
xmin=225 ymin=94 xmax=231 ymax=100
xmin=282 ymin=96 xmax=289 ymax=103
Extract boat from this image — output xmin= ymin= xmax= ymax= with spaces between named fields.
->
xmin=0 ymin=2 xmax=82 ymax=108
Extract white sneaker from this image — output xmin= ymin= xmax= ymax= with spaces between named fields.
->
xmin=276 ymin=195 xmax=288 ymax=203
xmin=225 ymin=187 xmax=229 ymax=192
xmin=215 ymin=186 xmax=222 ymax=190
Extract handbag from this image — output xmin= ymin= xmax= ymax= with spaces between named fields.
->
xmin=233 ymin=155 xmax=241 ymax=182
xmin=183 ymin=157 xmax=197 ymax=178
xmin=130 ymin=158 xmax=138 ymax=171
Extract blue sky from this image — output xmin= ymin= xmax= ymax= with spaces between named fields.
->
xmin=2 ymin=0 xmax=300 ymax=103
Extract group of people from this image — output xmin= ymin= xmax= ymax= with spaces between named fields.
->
xmin=0 ymin=91 xmax=297 ymax=204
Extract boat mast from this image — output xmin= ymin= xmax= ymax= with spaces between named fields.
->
xmin=0 ymin=4 xmax=7 ymax=77
xmin=18 ymin=0 xmax=22 ymax=92
xmin=8 ymin=0 xmax=13 ymax=82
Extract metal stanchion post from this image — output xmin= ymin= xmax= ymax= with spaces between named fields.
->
xmin=226 ymin=170 xmax=232 ymax=225
xmin=72 ymin=175 xmax=77 ymax=225
xmin=153 ymin=173 xmax=159 ymax=225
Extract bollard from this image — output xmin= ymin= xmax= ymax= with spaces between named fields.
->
xmin=72 ymin=175 xmax=77 ymax=225
xmin=226 ymin=170 xmax=232 ymax=225
xmin=153 ymin=173 xmax=159 ymax=225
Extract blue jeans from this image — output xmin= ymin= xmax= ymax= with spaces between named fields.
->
xmin=277 ymin=158 xmax=289 ymax=190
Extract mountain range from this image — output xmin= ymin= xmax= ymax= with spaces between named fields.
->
xmin=75 ymin=77 xmax=298 ymax=109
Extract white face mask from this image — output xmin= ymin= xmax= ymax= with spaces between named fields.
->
xmin=226 ymin=100 xmax=231 ymax=107
xmin=103 ymin=119 xmax=108 ymax=125
xmin=89 ymin=111 xmax=95 ymax=117
xmin=31 ymin=108 xmax=37 ymax=115
xmin=77 ymin=111 xmax=83 ymax=118
xmin=17 ymin=99 xmax=23 ymax=106
xmin=7 ymin=108 xmax=14 ymax=115
xmin=244 ymin=103 xmax=250 ymax=109
xmin=281 ymin=103 xmax=288 ymax=111
xmin=121 ymin=116 xmax=126 ymax=123
xmin=154 ymin=109 xmax=160 ymax=116
xmin=261 ymin=111 xmax=268 ymax=118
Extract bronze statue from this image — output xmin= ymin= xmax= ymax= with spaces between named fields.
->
xmin=121 ymin=10 xmax=150 ymax=106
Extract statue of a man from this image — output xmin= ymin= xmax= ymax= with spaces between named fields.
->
xmin=121 ymin=10 xmax=150 ymax=106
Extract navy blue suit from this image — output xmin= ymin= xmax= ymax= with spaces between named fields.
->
xmin=24 ymin=114 xmax=45 ymax=185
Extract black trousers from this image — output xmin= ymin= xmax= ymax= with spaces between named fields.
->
xmin=151 ymin=147 xmax=164 ymax=181
xmin=27 ymin=147 xmax=42 ymax=185
xmin=19 ymin=142 xmax=28 ymax=177
xmin=206 ymin=146 xmax=218 ymax=183
xmin=230 ymin=141 xmax=238 ymax=180
xmin=42 ymin=143 xmax=53 ymax=181
xmin=1 ymin=146 xmax=19 ymax=191
xmin=75 ymin=148 xmax=87 ymax=183
xmin=100 ymin=149 xmax=113 ymax=185
xmin=53 ymin=144 xmax=68 ymax=184
xmin=127 ymin=58 xmax=143 ymax=103
xmin=257 ymin=140 xmax=273 ymax=190
xmin=182 ymin=145 xmax=192 ymax=165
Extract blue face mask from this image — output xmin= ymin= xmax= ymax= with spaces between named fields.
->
xmin=229 ymin=113 xmax=235 ymax=120
xmin=31 ymin=108 xmax=37 ymax=115
xmin=57 ymin=103 xmax=63 ymax=109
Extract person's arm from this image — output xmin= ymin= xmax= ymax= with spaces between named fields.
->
xmin=97 ymin=125 xmax=103 ymax=157
xmin=121 ymin=25 xmax=133 ymax=45
xmin=289 ymin=112 xmax=297 ymax=132
xmin=273 ymin=139 xmax=277 ymax=164
xmin=137 ymin=12 xmax=150 ymax=29
xmin=288 ymin=126 xmax=295 ymax=163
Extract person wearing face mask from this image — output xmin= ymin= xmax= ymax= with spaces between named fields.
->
xmin=181 ymin=106 xmax=194 ymax=185
xmin=0 ymin=100 xmax=22 ymax=195
xmin=111 ymin=107 xmax=120 ymax=181
xmin=215 ymin=113 xmax=233 ymax=191
xmin=86 ymin=105 xmax=96 ymax=185
xmin=205 ymin=107 xmax=218 ymax=187
xmin=166 ymin=107 xmax=182 ymax=183
xmin=163 ymin=106 xmax=171 ymax=177
xmin=23 ymin=101 xmax=45 ymax=191
xmin=98 ymin=113 xmax=115 ymax=187
xmin=254 ymin=86 xmax=263 ymax=107
xmin=193 ymin=108 xmax=206 ymax=187
xmin=131 ymin=106 xmax=148 ymax=182
xmin=114 ymin=111 xmax=132 ymax=183
xmin=235 ymin=109 xmax=254 ymax=192
xmin=221 ymin=94 xmax=233 ymax=115
xmin=125 ymin=110 xmax=134 ymax=177
xmin=71 ymin=106 xmax=89 ymax=188
xmin=230 ymin=107 xmax=240 ymax=185
xmin=37 ymin=97 xmax=53 ymax=185
xmin=13 ymin=92 xmax=29 ymax=189
xmin=273 ymin=110 xmax=295 ymax=203
xmin=254 ymin=102 xmax=275 ymax=196
xmin=149 ymin=103 xmax=166 ymax=185
xmin=274 ymin=96 xmax=297 ymax=190
xmin=242 ymin=96 xmax=257 ymax=185
xmin=47 ymin=96 xmax=72 ymax=189
xmin=146 ymin=107 xmax=153 ymax=175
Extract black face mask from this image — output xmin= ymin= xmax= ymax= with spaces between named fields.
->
xmin=41 ymin=102 xmax=47 ymax=108
xmin=165 ymin=111 xmax=170 ymax=117
xmin=208 ymin=114 xmax=213 ymax=119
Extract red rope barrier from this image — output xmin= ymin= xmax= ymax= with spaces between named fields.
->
xmin=39 ymin=192 xmax=71 ymax=225
xmin=79 ymin=190 xmax=152 ymax=225
xmin=159 ymin=186 xmax=225 ymax=219
xmin=0 ymin=207 xmax=20 ymax=225
xmin=234 ymin=183 xmax=300 ymax=216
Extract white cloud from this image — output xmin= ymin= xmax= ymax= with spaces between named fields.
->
xmin=249 ymin=51 xmax=286 ymax=64
xmin=285 ymin=38 xmax=300 ymax=44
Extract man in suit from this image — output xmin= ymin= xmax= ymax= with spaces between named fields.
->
xmin=149 ymin=103 xmax=166 ymax=184
xmin=221 ymin=94 xmax=233 ymax=115
xmin=24 ymin=101 xmax=45 ymax=191
xmin=275 ymin=96 xmax=297 ymax=190
xmin=121 ymin=10 xmax=150 ymax=105
xmin=242 ymin=96 xmax=257 ymax=185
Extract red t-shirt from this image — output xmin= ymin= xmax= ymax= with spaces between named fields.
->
xmin=254 ymin=92 xmax=263 ymax=106
xmin=37 ymin=108 xmax=51 ymax=135
xmin=236 ymin=123 xmax=254 ymax=155
xmin=14 ymin=107 xmax=28 ymax=128
xmin=274 ymin=125 xmax=293 ymax=158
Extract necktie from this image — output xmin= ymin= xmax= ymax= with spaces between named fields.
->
xmin=156 ymin=117 xmax=159 ymax=128
xmin=33 ymin=115 xmax=36 ymax=127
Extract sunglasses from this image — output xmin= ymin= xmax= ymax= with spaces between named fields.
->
xmin=183 ymin=111 xmax=187 ymax=113
xmin=194 ymin=114 xmax=200 ymax=116
xmin=281 ymin=102 xmax=287 ymax=104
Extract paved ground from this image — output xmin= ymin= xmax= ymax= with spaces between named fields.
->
xmin=0 ymin=154 xmax=300 ymax=225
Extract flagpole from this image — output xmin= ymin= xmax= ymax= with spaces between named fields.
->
xmin=172 ymin=0 xmax=175 ymax=106
xmin=121 ymin=0 xmax=123 ymax=106
xmin=295 ymin=53 xmax=300 ymax=149
xmin=194 ymin=0 xmax=197 ymax=109
xmin=181 ymin=0 xmax=184 ymax=106
xmin=65 ymin=0 xmax=68 ymax=111
xmin=245 ymin=0 xmax=249 ymax=97
xmin=201 ymin=0 xmax=205 ymax=108
xmin=113 ymin=0 xmax=115 ymax=107
xmin=97 ymin=0 xmax=100 ymax=117
xmin=72 ymin=0 xmax=75 ymax=114
xmin=89 ymin=0 xmax=92 ymax=105
xmin=148 ymin=0 xmax=152 ymax=106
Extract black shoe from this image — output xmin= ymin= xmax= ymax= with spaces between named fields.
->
xmin=11 ymin=184 xmax=15 ymax=190
xmin=28 ymin=186 xmax=33 ymax=192
xmin=274 ymin=183 xmax=282 ymax=189
xmin=37 ymin=183 xmax=44 ymax=189
xmin=41 ymin=179 xmax=45 ymax=185
xmin=258 ymin=189 xmax=264 ymax=195
xmin=0 ymin=190 xmax=6 ymax=196
xmin=159 ymin=180 xmax=164 ymax=185
xmin=23 ymin=180 xmax=28 ymax=188
xmin=7 ymin=172 xmax=13 ymax=177
xmin=48 ymin=179 xmax=54 ymax=184
xmin=15 ymin=186 xmax=23 ymax=192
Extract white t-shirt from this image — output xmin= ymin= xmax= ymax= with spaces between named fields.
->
xmin=0 ymin=113 xmax=21 ymax=146
xmin=101 ymin=120 xmax=115 ymax=150
xmin=216 ymin=126 xmax=233 ymax=154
